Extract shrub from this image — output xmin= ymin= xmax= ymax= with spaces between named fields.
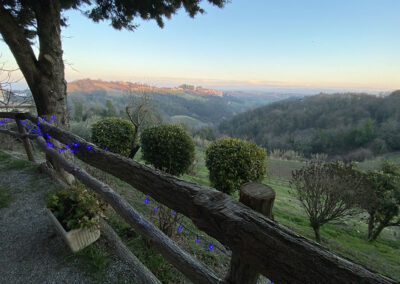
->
xmin=141 ymin=124 xmax=195 ymax=176
xmin=91 ymin=117 xmax=135 ymax=157
xmin=140 ymin=124 xmax=194 ymax=237
xmin=205 ymin=137 xmax=266 ymax=195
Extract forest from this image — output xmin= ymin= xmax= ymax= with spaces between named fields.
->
xmin=219 ymin=90 xmax=400 ymax=161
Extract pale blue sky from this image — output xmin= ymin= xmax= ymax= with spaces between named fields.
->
xmin=1 ymin=0 xmax=399 ymax=92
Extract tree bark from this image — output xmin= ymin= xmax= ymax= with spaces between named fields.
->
xmin=33 ymin=0 xmax=69 ymax=128
xmin=0 ymin=1 xmax=68 ymax=129
xmin=0 ymin=1 xmax=72 ymax=183
xmin=313 ymin=225 xmax=321 ymax=243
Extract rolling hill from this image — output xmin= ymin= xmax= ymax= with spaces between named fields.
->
xmin=67 ymin=79 xmax=291 ymax=126
xmin=219 ymin=91 xmax=400 ymax=160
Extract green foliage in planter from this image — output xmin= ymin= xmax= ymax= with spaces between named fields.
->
xmin=205 ymin=137 xmax=267 ymax=195
xmin=91 ymin=117 xmax=135 ymax=157
xmin=47 ymin=187 xmax=103 ymax=231
xmin=141 ymin=124 xmax=195 ymax=176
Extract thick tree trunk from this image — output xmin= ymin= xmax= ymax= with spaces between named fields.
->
xmin=33 ymin=0 xmax=69 ymax=129
xmin=0 ymin=1 xmax=68 ymax=129
xmin=0 ymin=1 xmax=72 ymax=184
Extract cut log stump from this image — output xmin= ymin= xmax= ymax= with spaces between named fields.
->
xmin=226 ymin=182 xmax=276 ymax=284
xmin=239 ymin=182 xmax=275 ymax=219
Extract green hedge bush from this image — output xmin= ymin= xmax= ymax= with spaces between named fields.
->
xmin=91 ymin=117 xmax=135 ymax=157
xmin=205 ymin=137 xmax=266 ymax=195
xmin=141 ymin=124 xmax=195 ymax=176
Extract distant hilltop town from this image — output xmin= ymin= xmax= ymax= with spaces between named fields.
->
xmin=67 ymin=79 xmax=223 ymax=97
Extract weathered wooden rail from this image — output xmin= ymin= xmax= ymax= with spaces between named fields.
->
xmin=0 ymin=111 xmax=397 ymax=284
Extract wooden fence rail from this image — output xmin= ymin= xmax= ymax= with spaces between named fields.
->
xmin=0 ymin=111 xmax=397 ymax=284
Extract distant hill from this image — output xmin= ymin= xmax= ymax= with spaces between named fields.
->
xmin=67 ymin=79 xmax=291 ymax=126
xmin=67 ymin=79 xmax=223 ymax=97
xmin=219 ymin=91 xmax=400 ymax=160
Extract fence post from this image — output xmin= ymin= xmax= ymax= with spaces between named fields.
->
xmin=15 ymin=119 xmax=35 ymax=162
xmin=226 ymin=182 xmax=275 ymax=284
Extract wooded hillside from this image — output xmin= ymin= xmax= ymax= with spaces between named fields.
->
xmin=219 ymin=91 xmax=400 ymax=160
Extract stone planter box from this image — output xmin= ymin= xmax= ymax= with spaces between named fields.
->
xmin=46 ymin=208 xmax=100 ymax=253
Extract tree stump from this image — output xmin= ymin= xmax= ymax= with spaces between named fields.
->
xmin=226 ymin=182 xmax=275 ymax=284
xmin=239 ymin=182 xmax=275 ymax=219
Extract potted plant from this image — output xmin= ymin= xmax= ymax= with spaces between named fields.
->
xmin=46 ymin=186 xmax=103 ymax=253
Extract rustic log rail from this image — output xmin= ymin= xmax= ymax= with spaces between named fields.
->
xmin=8 ymin=131 xmax=223 ymax=283
xmin=0 ymin=111 xmax=397 ymax=284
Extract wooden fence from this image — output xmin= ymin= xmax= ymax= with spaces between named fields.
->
xmin=0 ymin=111 xmax=397 ymax=284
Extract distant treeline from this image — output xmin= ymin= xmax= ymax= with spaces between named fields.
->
xmin=219 ymin=91 xmax=400 ymax=160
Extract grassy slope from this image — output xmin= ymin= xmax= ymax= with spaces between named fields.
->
xmin=2 ymin=144 xmax=399 ymax=282
xmin=190 ymin=149 xmax=400 ymax=281
xmin=135 ymin=147 xmax=400 ymax=281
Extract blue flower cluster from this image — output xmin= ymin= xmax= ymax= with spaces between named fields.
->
xmin=143 ymin=195 xmax=232 ymax=256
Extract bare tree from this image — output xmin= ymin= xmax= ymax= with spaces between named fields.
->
xmin=290 ymin=161 xmax=362 ymax=243
xmin=0 ymin=62 xmax=33 ymax=112
xmin=125 ymin=86 xmax=161 ymax=158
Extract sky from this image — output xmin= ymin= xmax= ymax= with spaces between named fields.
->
xmin=1 ymin=0 xmax=400 ymax=93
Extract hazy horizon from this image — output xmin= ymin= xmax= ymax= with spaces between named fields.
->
xmin=1 ymin=0 xmax=399 ymax=93
xmin=8 ymin=76 xmax=395 ymax=96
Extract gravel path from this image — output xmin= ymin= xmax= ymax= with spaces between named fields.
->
xmin=0 ymin=152 xmax=135 ymax=284
xmin=0 ymin=155 xmax=97 ymax=284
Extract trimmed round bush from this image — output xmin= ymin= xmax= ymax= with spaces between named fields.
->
xmin=205 ymin=137 xmax=266 ymax=195
xmin=91 ymin=117 xmax=135 ymax=157
xmin=141 ymin=124 xmax=195 ymax=176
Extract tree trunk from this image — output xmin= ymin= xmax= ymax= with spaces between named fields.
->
xmin=313 ymin=225 xmax=321 ymax=243
xmin=367 ymin=212 xmax=375 ymax=241
xmin=128 ymin=123 xmax=140 ymax=159
xmin=33 ymin=0 xmax=69 ymax=128
xmin=0 ymin=1 xmax=72 ymax=184
xmin=368 ymin=223 xmax=386 ymax=242
xmin=0 ymin=2 xmax=69 ymax=129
